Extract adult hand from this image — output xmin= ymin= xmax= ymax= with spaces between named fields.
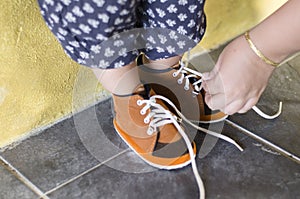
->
xmin=202 ymin=34 xmax=275 ymax=115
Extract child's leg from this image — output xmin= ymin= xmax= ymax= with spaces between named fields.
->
xmin=137 ymin=0 xmax=207 ymax=61
xmin=37 ymin=0 xmax=143 ymax=95
xmin=145 ymin=56 xmax=182 ymax=70
xmin=136 ymin=0 xmax=227 ymax=123
xmin=37 ymin=0 xmax=139 ymax=69
xmin=37 ymin=0 xmax=196 ymax=170
xmin=92 ymin=61 xmax=141 ymax=96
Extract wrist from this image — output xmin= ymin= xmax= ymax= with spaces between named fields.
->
xmin=244 ymin=31 xmax=280 ymax=67
xmin=247 ymin=28 xmax=296 ymax=67
xmin=236 ymin=34 xmax=276 ymax=73
xmin=242 ymin=0 xmax=300 ymax=67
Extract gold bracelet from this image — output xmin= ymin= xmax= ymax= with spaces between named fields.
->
xmin=244 ymin=31 xmax=279 ymax=67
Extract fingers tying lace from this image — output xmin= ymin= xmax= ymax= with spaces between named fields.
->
xmin=173 ymin=61 xmax=283 ymax=119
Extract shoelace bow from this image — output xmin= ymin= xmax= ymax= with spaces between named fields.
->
xmin=137 ymin=95 xmax=244 ymax=199
xmin=173 ymin=61 xmax=283 ymax=119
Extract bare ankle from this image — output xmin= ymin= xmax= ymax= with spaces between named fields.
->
xmin=144 ymin=55 xmax=182 ymax=70
xmin=92 ymin=62 xmax=141 ymax=95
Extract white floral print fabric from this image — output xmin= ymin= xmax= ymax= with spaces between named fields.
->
xmin=38 ymin=0 xmax=206 ymax=69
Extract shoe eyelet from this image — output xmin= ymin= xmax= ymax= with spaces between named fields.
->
xmin=177 ymin=79 xmax=182 ymax=84
xmin=172 ymin=72 xmax=177 ymax=77
xmin=140 ymin=110 xmax=146 ymax=115
xmin=147 ymin=128 xmax=153 ymax=135
xmin=144 ymin=118 xmax=149 ymax=124
xmin=184 ymin=86 xmax=189 ymax=91
xmin=137 ymin=100 xmax=142 ymax=106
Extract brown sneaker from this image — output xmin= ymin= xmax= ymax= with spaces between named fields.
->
xmin=112 ymin=85 xmax=196 ymax=170
xmin=137 ymin=54 xmax=227 ymax=123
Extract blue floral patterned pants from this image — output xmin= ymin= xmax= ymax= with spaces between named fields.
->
xmin=38 ymin=0 xmax=206 ymax=69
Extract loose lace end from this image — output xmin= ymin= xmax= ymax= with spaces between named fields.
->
xmin=252 ymin=101 xmax=282 ymax=120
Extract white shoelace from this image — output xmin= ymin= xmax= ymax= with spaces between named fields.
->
xmin=137 ymin=95 xmax=245 ymax=199
xmin=169 ymin=61 xmax=282 ymax=198
xmin=173 ymin=61 xmax=283 ymax=119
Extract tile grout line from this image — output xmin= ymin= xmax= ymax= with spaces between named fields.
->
xmin=0 ymin=95 xmax=111 ymax=153
xmin=0 ymin=155 xmax=50 ymax=199
xmin=43 ymin=148 xmax=129 ymax=196
xmin=225 ymin=119 xmax=300 ymax=164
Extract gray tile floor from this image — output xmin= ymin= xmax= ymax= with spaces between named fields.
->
xmin=1 ymin=49 xmax=300 ymax=199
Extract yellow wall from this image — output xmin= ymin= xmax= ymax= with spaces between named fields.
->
xmin=0 ymin=0 xmax=286 ymax=149
xmin=199 ymin=0 xmax=287 ymax=50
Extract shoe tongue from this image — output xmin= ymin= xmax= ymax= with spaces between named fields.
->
xmin=172 ymin=64 xmax=181 ymax=70
xmin=134 ymin=84 xmax=151 ymax=99
xmin=174 ymin=64 xmax=202 ymax=86
xmin=189 ymin=77 xmax=201 ymax=84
